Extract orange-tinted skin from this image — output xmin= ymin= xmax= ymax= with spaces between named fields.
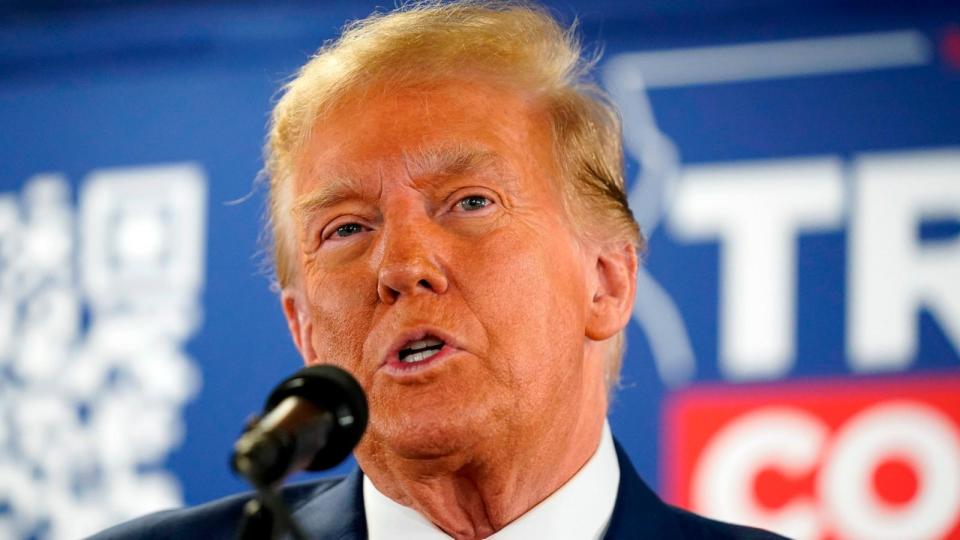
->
xmin=281 ymin=79 xmax=637 ymax=539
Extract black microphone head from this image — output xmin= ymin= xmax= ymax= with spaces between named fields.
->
xmin=264 ymin=364 xmax=368 ymax=471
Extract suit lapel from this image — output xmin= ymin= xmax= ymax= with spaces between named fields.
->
xmin=291 ymin=469 xmax=367 ymax=540
xmin=603 ymin=440 xmax=676 ymax=539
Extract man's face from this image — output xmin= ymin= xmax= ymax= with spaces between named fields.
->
xmin=283 ymin=79 xmax=609 ymax=463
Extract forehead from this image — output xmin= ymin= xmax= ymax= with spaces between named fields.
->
xmin=290 ymin=78 xmax=557 ymax=197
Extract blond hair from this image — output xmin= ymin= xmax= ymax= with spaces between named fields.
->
xmin=265 ymin=0 xmax=643 ymax=388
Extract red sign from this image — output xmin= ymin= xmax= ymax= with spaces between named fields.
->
xmin=663 ymin=374 xmax=960 ymax=540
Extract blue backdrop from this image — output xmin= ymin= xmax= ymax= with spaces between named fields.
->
xmin=2 ymin=2 xmax=959 ymax=539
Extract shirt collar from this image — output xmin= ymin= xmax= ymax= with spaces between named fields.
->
xmin=363 ymin=420 xmax=620 ymax=540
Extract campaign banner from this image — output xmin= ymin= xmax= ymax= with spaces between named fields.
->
xmin=664 ymin=375 xmax=960 ymax=539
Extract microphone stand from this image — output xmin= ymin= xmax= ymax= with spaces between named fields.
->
xmin=237 ymin=483 xmax=309 ymax=540
xmin=233 ymin=412 xmax=310 ymax=540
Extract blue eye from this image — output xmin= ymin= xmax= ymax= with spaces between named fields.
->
xmin=458 ymin=195 xmax=491 ymax=211
xmin=334 ymin=223 xmax=363 ymax=238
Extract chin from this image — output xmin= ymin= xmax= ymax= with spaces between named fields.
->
xmin=366 ymin=405 xmax=499 ymax=461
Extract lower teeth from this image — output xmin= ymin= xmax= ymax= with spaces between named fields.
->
xmin=402 ymin=348 xmax=440 ymax=363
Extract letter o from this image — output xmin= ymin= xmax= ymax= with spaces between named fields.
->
xmin=819 ymin=401 xmax=960 ymax=540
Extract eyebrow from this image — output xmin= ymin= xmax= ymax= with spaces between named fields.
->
xmin=293 ymin=175 xmax=368 ymax=221
xmin=293 ymin=146 xmax=505 ymax=218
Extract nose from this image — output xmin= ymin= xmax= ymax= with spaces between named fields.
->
xmin=376 ymin=220 xmax=449 ymax=304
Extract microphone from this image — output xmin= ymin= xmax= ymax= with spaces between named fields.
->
xmin=231 ymin=364 xmax=368 ymax=488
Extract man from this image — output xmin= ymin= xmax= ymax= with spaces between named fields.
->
xmin=92 ymin=1 xmax=785 ymax=538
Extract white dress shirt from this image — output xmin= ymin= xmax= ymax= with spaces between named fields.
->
xmin=364 ymin=421 xmax=620 ymax=540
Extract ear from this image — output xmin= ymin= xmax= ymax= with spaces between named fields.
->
xmin=585 ymin=242 xmax=638 ymax=341
xmin=281 ymin=287 xmax=318 ymax=365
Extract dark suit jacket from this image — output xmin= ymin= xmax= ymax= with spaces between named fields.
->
xmin=89 ymin=441 xmax=788 ymax=539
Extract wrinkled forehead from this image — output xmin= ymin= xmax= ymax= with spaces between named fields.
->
xmin=304 ymin=141 xmax=501 ymax=184
xmin=288 ymin=77 xmax=557 ymax=196
xmin=294 ymin=76 xmax=548 ymax=159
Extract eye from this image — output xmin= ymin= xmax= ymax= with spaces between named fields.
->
xmin=333 ymin=223 xmax=364 ymax=238
xmin=321 ymin=222 xmax=367 ymax=243
xmin=457 ymin=195 xmax=492 ymax=212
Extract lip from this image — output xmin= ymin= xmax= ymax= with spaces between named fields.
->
xmin=381 ymin=326 xmax=464 ymax=374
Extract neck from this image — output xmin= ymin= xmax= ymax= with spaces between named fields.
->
xmin=358 ymin=396 xmax=607 ymax=539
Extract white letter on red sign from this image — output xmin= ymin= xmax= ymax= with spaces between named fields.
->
xmin=820 ymin=401 xmax=960 ymax=540
xmin=691 ymin=407 xmax=826 ymax=539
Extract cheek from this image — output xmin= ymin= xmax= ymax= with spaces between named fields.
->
xmin=461 ymin=229 xmax=588 ymax=375
xmin=303 ymin=264 xmax=378 ymax=377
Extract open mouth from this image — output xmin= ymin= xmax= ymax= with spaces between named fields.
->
xmin=398 ymin=336 xmax=445 ymax=363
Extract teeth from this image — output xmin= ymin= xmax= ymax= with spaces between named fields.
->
xmin=399 ymin=337 xmax=445 ymax=363
xmin=406 ymin=338 xmax=443 ymax=351
xmin=401 ymin=348 xmax=441 ymax=363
